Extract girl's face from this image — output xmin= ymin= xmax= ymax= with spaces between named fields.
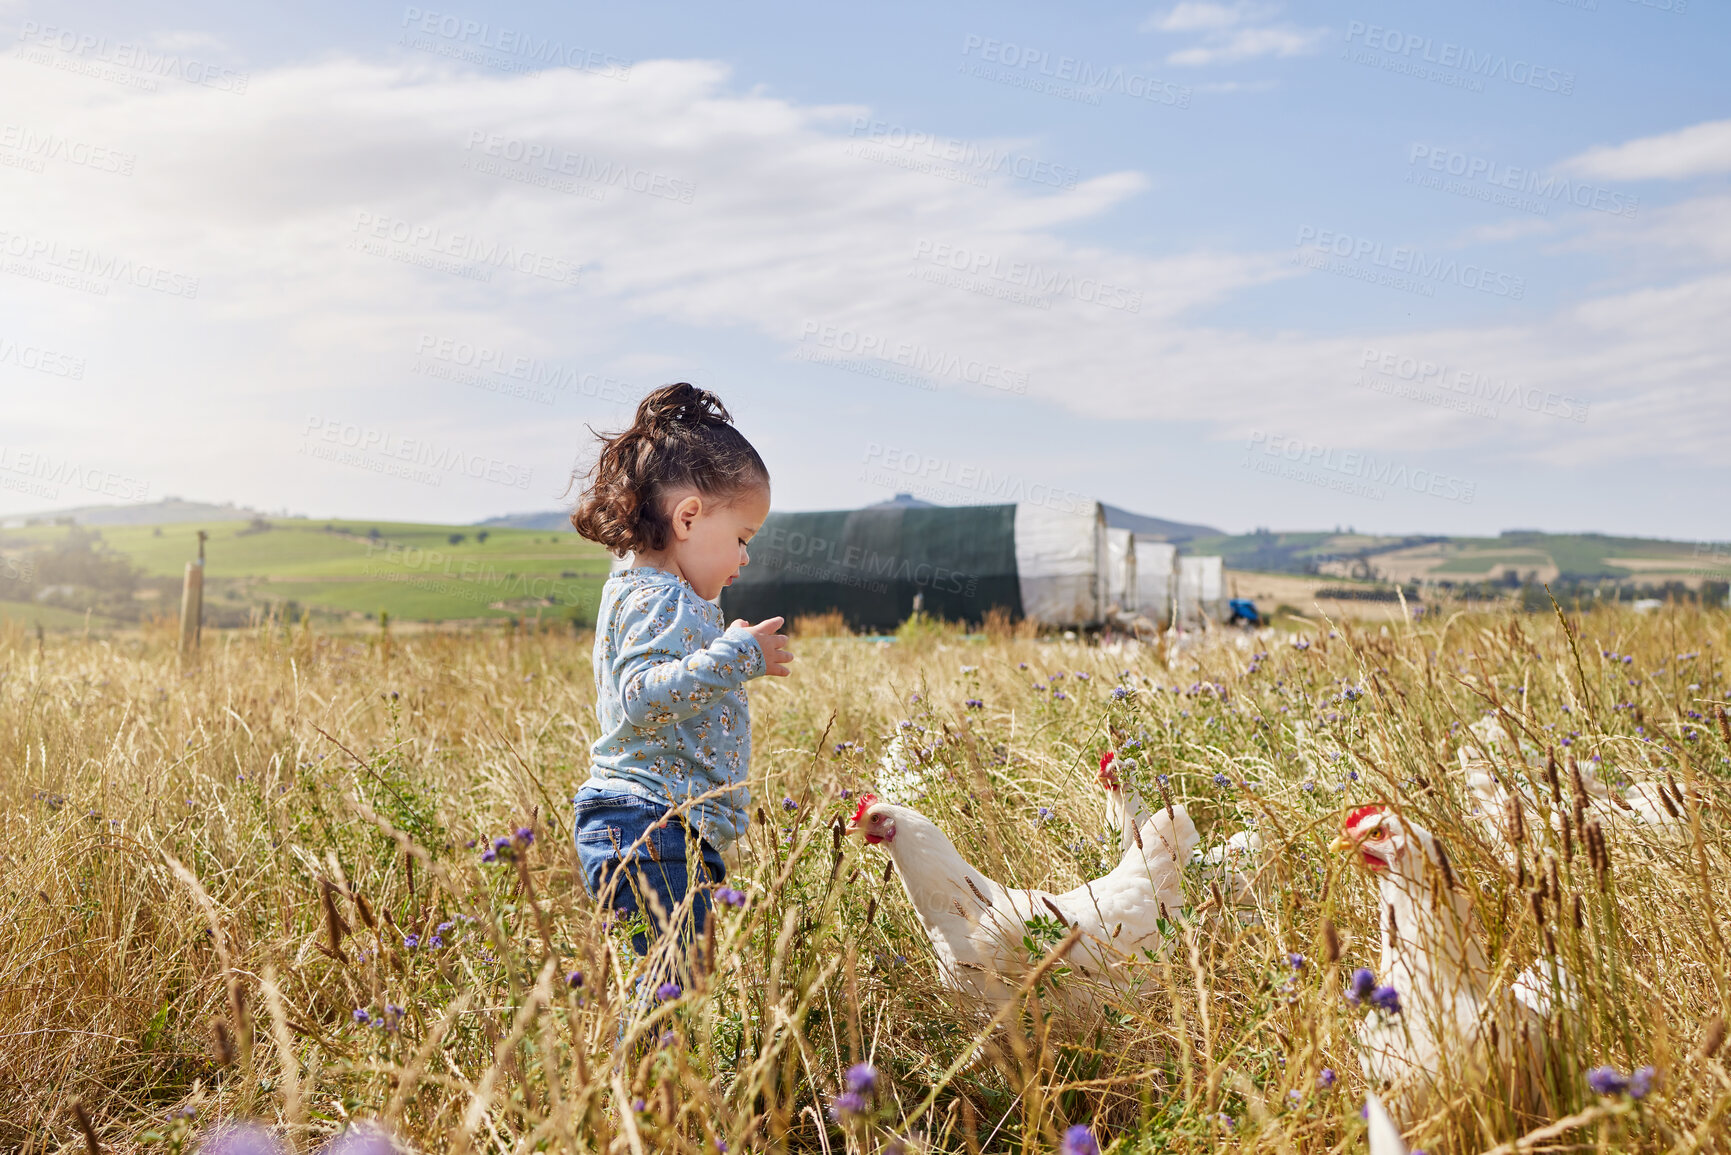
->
xmin=660 ymin=483 xmax=771 ymax=601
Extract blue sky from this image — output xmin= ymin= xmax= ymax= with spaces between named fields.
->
xmin=2 ymin=0 xmax=1727 ymax=539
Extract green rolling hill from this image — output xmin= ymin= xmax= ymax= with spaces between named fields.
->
xmin=0 ymin=516 xmax=611 ymax=630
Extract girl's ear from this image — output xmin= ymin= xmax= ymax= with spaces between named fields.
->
xmin=669 ymin=493 xmax=704 ymax=541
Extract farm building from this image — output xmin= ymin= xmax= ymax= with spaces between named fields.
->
xmin=1105 ymin=527 xmax=1136 ymax=615
xmin=707 ymin=501 xmax=1105 ymax=631
xmin=1176 ymin=555 xmax=1226 ymax=629
xmin=608 ymin=498 xmax=1225 ymax=633
xmin=1134 ymin=540 xmax=1177 ymax=628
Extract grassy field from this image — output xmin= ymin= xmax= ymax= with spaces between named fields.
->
xmin=5 ymin=515 xmax=1722 ymax=638
xmin=0 ymin=518 xmax=612 ymax=628
xmin=1190 ymin=529 xmax=1724 ymax=589
xmin=4 ymin=607 xmax=1731 ymax=1153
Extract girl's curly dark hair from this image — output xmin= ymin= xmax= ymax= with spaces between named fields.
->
xmin=570 ymin=383 xmax=769 ymax=556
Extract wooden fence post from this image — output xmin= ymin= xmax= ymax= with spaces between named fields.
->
xmin=179 ymin=530 xmax=208 ymax=657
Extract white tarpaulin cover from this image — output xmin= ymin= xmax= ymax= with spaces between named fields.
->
xmin=1177 ymin=555 xmax=1225 ymax=629
xmin=1134 ymin=540 xmax=1177 ymax=627
xmin=1105 ymin=527 xmax=1136 ymax=612
xmin=1014 ymin=502 xmax=1106 ymax=626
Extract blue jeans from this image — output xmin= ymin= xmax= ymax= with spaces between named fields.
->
xmin=573 ymin=786 xmax=726 ymax=957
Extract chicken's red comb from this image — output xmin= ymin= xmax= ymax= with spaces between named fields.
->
xmin=1099 ymin=751 xmax=1116 ymax=772
xmin=1345 ymin=803 xmax=1386 ymax=830
xmin=849 ymin=793 xmax=879 ymax=825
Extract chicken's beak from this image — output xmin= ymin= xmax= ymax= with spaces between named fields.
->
xmin=1332 ymin=830 xmax=1390 ymax=871
xmin=863 ymin=818 xmax=895 ymax=845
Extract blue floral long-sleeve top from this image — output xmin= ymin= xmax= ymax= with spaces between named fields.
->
xmin=582 ymin=566 xmax=765 ymax=849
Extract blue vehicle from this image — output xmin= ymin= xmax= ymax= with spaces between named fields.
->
xmin=1227 ymin=597 xmax=1263 ymax=627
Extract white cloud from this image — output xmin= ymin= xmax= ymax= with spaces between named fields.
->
xmin=1142 ymin=2 xmax=1328 ymax=67
xmin=1564 ymin=119 xmax=1731 ymax=181
xmin=1195 ymin=78 xmax=1277 ymax=95
xmin=147 ymin=30 xmax=232 ymax=53
xmin=0 ymin=47 xmax=1728 ymax=523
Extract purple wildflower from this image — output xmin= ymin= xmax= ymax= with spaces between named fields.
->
xmin=1318 ymin=1068 xmax=1336 ymax=1089
xmin=1631 ymin=1065 xmax=1656 ymax=1099
xmin=1370 ymin=985 xmax=1402 ymax=1016
xmin=783 ymin=797 xmax=797 ymax=811
xmin=200 ymin=1123 xmax=288 ymax=1155
xmin=515 ymin=826 xmax=534 ymax=845
xmin=1061 ymin=1125 xmax=1100 ymax=1155
xmin=716 ymin=887 xmax=747 ymax=908
xmin=321 ymin=1125 xmax=398 ymax=1155
xmin=1587 ymin=1066 xmax=1629 ymax=1096
xmin=1287 ymin=953 xmax=1306 ymax=970
xmin=1347 ymin=968 xmax=1377 ymax=1004
xmin=567 ymin=970 xmax=585 ymax=987
xmin=352 ymin=1007 xmax=370 ymax=1024
xmin=828 ymin=1091 xmax=868 ymax=1120
xmin=845 ymin=1062 xmax=877 ymax=1096
xmin=656 ymin=981 xmax=682 ymax=1002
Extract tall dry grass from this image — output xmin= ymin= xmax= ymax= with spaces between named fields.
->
xmin=1 ymin=605 xmax=1729 ymax=1153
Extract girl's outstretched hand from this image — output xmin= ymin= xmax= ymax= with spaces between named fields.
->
xmin=735 ymin=616 xmax=793 ymax=676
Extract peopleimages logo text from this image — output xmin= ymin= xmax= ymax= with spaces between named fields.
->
xmin=16 ymin=20 xmax=251 ymax=93
xmin=959 ymin=35 xmax=1191 ymax=107
xmin=1407 ymin=145 xmax=1638 ymax=219
xmin=0 ymin=447 xmax=149 ymax=503
xmin=1359 ymin=347 xmax=1588 ymax=423
xmin=1295 ymin=226 xmax=1525 ymax=299
xmin=1344 ymin=21 xmax=1574 ymax=95
xmin=399 ymin=8 xmax=631 ymax=78
xmin=798 ymin=322 xmax=1028 ymax=395
xmin=912 ymin=239 xmax=1142 ymax=313
xmin=1244 ymin=431 xmax=1475 ymax=504
xmin=847 ymin=117 xmax=1079 ymax=189
xmin=861 ymin=442 xmax=1092 ymax=514
xmin=351 ymin=212 xmax=581 ymax=285
xmin=0 ymin=227 xmax=200 ymax=298
xmin=302 ymin=418 xmax=534 ymax=490
xmin=463 ymin=132 xmax=695 ymax=203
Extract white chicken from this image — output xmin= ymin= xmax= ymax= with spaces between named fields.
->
xmin=1458 ymin=735 xmax=1687 ymax=866
xmin=1100 ymin=750 xmax=1261 ymax=904
xmin=1332 ymin=804 xmax=1572 ymax=1129
xmin=849 ymin=790 xmax=1198 ymax=1016
xmin=877 ymin=728 xmax=934 ymax=804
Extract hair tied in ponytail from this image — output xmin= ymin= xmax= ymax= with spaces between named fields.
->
xmin=640 ymin=383 xmax=731 ymax=435
xmin=569 ymin=382 xmax=768 ymax=557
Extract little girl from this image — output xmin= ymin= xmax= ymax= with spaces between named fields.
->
xmin=569 ymin=383 xmax=792 ymax=956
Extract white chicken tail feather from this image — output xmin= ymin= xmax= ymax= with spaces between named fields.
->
xmin=1137 ymin=804 xmax=1199 ymax=866
xmin=1365 ymin=1093 xmax=1407 ymax=1155
xmin=1512 ymin=958 xmax=1579 ymax=1018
